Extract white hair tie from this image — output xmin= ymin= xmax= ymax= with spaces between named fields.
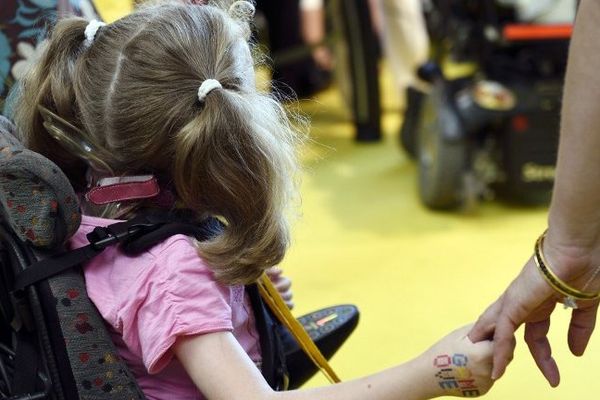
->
xmin=197 ymin=79 xmax=222 ymax=102
xmin=84 ymin=20 xmax=106 ymax=48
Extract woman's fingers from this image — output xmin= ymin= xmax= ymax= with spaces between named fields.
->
xmin=488 ymin=267 xmax=559 ymax=385
xmin=568 ymin=302 xmax=599 ymax=356
xmin=489 ymin=279 xmax=537 ymax=380
xmin=491 ymin=312 xmax=517 ymax=381
xmin=525 ymin=318 xmax=560 ymax=387
xmin=469 ymin=299 xmax=502 ymax=343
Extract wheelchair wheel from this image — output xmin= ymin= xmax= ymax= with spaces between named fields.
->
xmin=400 ymin=86 xmax=426 ymax=159
xmin=417 ymin=83 xmax=467 ymax=210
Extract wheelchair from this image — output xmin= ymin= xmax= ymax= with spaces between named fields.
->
xmin=0 ymin=112 xmax=358 ymax=399
xmin=400 ymin=0 xmax=576 ymax=210
xmin=1 ymin=5 xmax=360 ymax=394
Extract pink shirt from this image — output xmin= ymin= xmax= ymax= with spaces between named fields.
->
xmin=71 ymin=215 xmax=262 ymax=399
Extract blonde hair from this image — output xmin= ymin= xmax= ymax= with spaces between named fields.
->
xmin=14 ymin=1 xmax=302 ymax=285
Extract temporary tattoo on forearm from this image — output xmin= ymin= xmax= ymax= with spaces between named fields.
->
xmin=433 ymin=354 xmax=480 ymax=397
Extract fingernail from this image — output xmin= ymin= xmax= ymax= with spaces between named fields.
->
xmin=491 ymin=369 xmax=501 ymax=380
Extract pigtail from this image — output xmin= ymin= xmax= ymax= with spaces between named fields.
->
xmin=172 ymin=1 xmax=302 ymax=285
xmin=14 ymin=17 xmax=91 ymax=189
xmin=174 ymin=88 xmax=300 ymax=285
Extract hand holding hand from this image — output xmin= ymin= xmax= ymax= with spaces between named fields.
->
xmin=469 ymin=232 xmax=600 ymax=387
xmin=420 ymin=325 xmax=494 ymax=398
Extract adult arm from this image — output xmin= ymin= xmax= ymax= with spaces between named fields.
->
xmin=469 ymin=0 xmax=600 ymax=386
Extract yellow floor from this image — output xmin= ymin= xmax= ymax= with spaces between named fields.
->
xmin=286 ymin=85 xmax=600 ymax=400
xmin=95 ymin=3 xmax=600 ymax=399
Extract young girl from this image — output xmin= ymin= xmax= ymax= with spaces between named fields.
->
xmin=13 ymin=1 xmax=495 ymax=399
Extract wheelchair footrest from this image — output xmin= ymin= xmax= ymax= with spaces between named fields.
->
xmin=283 ymin=304 xmax=359 ymax=389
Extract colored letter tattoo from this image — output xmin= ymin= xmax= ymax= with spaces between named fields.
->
xmin=433 ymin=354 xmax=480 ymax=397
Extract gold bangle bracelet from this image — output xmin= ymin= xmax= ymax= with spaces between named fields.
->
xmin=534 ymin=231 xmax=600 ymax=304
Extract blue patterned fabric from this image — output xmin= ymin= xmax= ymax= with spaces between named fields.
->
xmin=0 ymin=0 xmax=98 ymax=111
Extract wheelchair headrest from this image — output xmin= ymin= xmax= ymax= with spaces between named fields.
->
xmin=0 ymin=116 xmax=81 ymax=248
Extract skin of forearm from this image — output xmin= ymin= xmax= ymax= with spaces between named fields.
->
xmin=548 ymin=0 xmax=600 ymax=250
xmin=177 ymin=331 xmax=490 ymax=399
xmin=270 ymin=357 xmax=438 ymax=400
xmin=176 ymin=333 xmax=449 ymax=400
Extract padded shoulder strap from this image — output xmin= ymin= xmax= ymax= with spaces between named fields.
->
xmin=13 ymin=212 xmax=223 ymax=291
xmin=121 ymin=214 xmax=224 ymax=255
xmin=0 ymin=116 xmax=81 ymax=248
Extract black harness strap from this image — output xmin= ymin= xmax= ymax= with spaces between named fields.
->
xmin=11 ymin=211 xmax=288 ymax=391
xmin=247 ymin=284 xmax=289 ymax=391
xmin=13 ymin=213 xmax=222 ymax=292
xmin=121 ymin=218 xmax=224 ymax=256
xmin=13 ymin=245 xmax=102 ymax=292
xmin=12 ymin=331 xmax=39 ymax=395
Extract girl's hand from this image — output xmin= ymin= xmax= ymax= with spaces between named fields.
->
xmin=266 ymin=267 xmax=294 ymax=309
xmin=420 ymin=325 xmax=494 ymax=398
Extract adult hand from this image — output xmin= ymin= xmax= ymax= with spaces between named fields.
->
xmin=468 ymin=234 xmax=600 ymax=388
xmin=421 ymin=324 xmax=494 ymax=398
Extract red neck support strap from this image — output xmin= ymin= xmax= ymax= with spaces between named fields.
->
xmin=85 ymin=176 xmax=174 ymax=207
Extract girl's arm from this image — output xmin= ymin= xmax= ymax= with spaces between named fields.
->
xmin=174 ymin=325 xmax=494 ymax=400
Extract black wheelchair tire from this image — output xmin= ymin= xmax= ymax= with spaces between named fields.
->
xmin=400 ymin=86 xmax=427 ymax=158
xmin=417 ymin=84 xmax=467 ymax=210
